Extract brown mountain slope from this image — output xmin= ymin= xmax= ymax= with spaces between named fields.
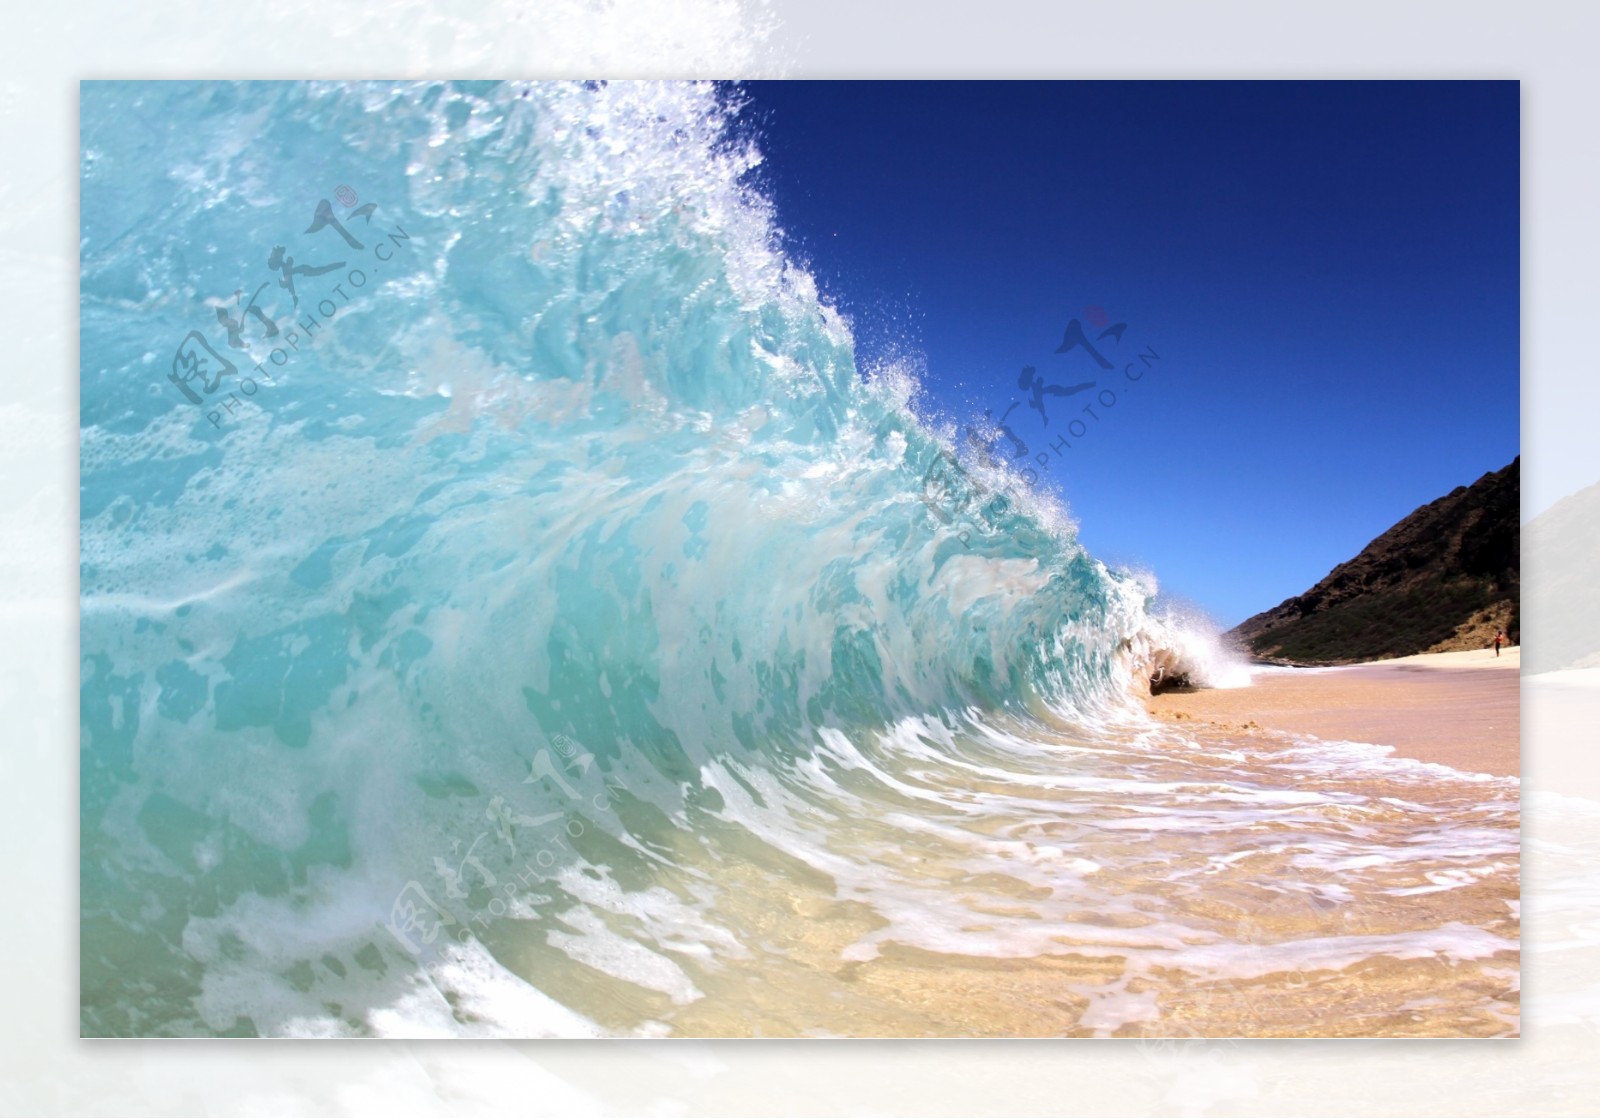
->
xmin=1230 ymin=458 xmax=1519 ymax=665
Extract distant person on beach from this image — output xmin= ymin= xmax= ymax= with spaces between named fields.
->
xmin=1493 ymin=630 xmax=1506 ymax=656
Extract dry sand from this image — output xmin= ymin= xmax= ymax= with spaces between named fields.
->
xmin=1146 ymin=647 xmax=1520 ymax=778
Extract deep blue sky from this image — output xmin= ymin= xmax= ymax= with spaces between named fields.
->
xmin=736 ymin=80 xmax=1521 ymax=627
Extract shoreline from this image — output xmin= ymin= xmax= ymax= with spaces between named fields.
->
xmin=1147 ymin=647 xmax=1520 ymax=777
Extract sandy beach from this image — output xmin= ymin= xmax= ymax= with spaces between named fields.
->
xmin=1147 ymin=647 xmax=1521 ymax=778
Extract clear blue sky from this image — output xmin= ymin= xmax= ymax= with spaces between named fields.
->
xmin=736 ymin=80 xmax=1520 ymax=628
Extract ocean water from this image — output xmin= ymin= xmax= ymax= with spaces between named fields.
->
xmin=79 ymin=80 xmax=1518 ymax=1038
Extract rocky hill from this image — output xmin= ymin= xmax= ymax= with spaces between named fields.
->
xmin=1230 ymin=458 xmax=1519 ymax=664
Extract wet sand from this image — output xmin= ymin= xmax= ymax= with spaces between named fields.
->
xmin=1146 ymin=647 xmax=1520 ymax=778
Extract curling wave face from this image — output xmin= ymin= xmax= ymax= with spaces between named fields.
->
xmin=79 ymin=81 xmax=1514 ymax=1037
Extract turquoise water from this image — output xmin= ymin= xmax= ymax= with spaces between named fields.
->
xmin=80 ymin=81 xmax=1517 ymax=1037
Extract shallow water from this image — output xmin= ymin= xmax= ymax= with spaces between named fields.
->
xmin=469 ymin=714 xmax=1519 ymax=1039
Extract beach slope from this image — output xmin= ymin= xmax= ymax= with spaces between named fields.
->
xmin=1147 ymin=648 xmax=1520 ymax=777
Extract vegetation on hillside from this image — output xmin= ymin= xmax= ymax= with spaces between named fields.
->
xmin=1231 ymin=459 xmax=1519 ymax=665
